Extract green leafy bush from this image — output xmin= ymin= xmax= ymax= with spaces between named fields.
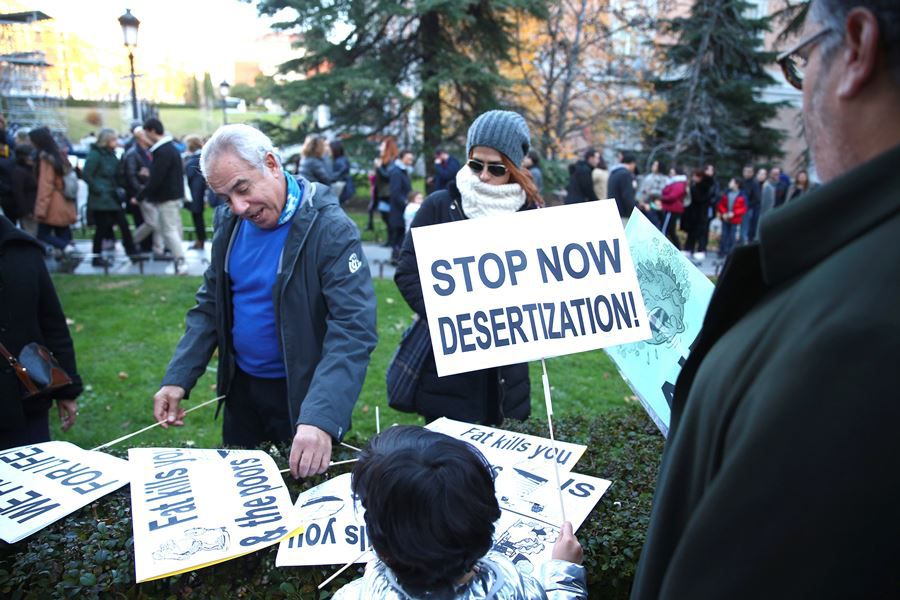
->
xmin=0 ymin=404 xmax=662 ymax=599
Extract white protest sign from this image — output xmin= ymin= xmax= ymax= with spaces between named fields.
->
xmin=129 ymin=448 xmax=300 ymax=583
xmin=0 ymin=442 xmax=130 ymax=543
xmin=490 ymin=470 xmax=610 ymax=577
xmin=275 ymin=473 xmax=369 ymax=567
xmin=426 ymin=417 xmax=586 ymax=473
xmin=411 ymin=200 xmax=651 ymax=376
xmin=606 ymin=211 xmax=715 ymax=435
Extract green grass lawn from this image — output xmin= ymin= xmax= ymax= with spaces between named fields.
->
xmin=51 ymin=275 xmax=633 ymax=458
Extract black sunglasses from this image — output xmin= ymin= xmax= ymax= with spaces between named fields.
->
xmin=467 ymin=158 xmax=508 ymax=178
xmin=776 ymin=27 xmax=835 ymax=90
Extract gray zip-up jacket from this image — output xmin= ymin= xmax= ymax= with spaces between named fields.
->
xmin=334 ymin=553 xmax=587 ymax=600
xmin=161 ymin=177 xmax=377 ymax=440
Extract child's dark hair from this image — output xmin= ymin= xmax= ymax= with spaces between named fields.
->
xmin=351 ymin=426 xmax=500 ymax=595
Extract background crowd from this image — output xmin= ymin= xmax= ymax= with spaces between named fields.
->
xmin=562 ymin=147 xmax=818 ymax=262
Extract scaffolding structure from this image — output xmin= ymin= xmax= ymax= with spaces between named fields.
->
xmin=0 ymin=10 xmax=66 ymax=132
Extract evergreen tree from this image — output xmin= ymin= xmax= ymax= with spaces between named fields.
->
xmin=647 ymin=0 xmax=784 ymax=176
xmin=254 ymin=0 xmax=547 ymax=170
xmin=202 ymin=72 xmax=215 ymax=110
xmin=185 ymin=76 xmax=201 ymax=106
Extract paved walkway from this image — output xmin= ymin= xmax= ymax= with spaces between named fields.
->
xmin=50 ymin=238 xmax=726 ymax=279
xmin=48 ymin=239 xmax=399 ymax=279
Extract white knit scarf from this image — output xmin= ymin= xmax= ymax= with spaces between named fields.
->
xmin=455 ymin=164 xmax=527 ymax=220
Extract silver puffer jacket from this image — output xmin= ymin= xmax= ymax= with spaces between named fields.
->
xmin=332 ymin=552 xmax=587 ymax=600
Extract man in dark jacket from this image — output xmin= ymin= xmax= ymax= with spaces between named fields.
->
xmin=122 ymin=126 xmax=156 ymax=254
xmin=607 ymin=153 xmax=637 ymax=220
xmin=152 ymin=124 xmax=377 ymax=479
xmin=564 ymin=148 xmax=599 ymax=204
xmin=632 ymin=2 xmax=900 ymax=597
xmin=388 ymin=150 xmax=414 ymax=262
xmin=136 ymin=118 xmax=184 ymax=264
xmin=771 ymin=166 xmax=790 ymax=207
xmin=739 ymin=164 xmax=762 ymax=243
xmin=430 ymin=148 xmax=460 ymax=192
xmin=0 ymin=215 xmax=81 ymax=449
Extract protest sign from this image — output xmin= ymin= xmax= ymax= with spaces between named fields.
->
xmin=0 ymin=442 xmax=129 ymax=543
xmin=490 ymin=469 xmax=609 ymax=575
xmin=518 ymin=470 xmax=611 ymax=530
xmin=275 ymin=473 xmax=369 ymax=567
xmin=411 ymin=200 xmax=650 ymax=376
xmin=129 ymin=448 xmax=299 ymax=582
xmin=426 ymin=417 xmax=586 ymax=473
xmin=279 ymin=423 xmax=609 ymax=574
xmin=606 ymin=211 xmax=715 ymax=435
xmin=426 ymin=418 xmax=611 ymax=575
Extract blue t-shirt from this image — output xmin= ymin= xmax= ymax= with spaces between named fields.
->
xmin=228 ymin=219 xmax=293 ymax=378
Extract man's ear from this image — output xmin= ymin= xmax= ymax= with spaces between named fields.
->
xmin=264 ymin=151 xmax=281 ymax=175
xmin=836 ymin=8 xmax=882 ymax=98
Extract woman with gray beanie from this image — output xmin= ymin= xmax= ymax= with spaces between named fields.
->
xmin=394 ymin=110 xmax=540 ymax=425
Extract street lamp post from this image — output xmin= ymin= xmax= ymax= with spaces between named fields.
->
xmin=219 ymin=80 xmax=231 ymax=125
xmin=118 ymin=9 xmax=141 ymax=122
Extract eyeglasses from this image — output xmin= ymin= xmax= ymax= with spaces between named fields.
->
xmin=776 ymin=27 xmax=835 ymax=90
xmin=467 ymin=158 xmax=508 ymax=178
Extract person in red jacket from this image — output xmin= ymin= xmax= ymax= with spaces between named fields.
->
xmin=716 ymin=177 xmax=747 ymax=257
xmin=659 ymin=167 xmax=687 ymax=249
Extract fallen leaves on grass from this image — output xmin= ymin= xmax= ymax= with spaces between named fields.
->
xmin=98 ymin=280 xmax=138 ymax=291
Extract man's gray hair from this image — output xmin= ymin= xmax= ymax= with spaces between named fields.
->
xmin=811 ymin=0 xmax=900 ymax=84
xmin=200 ymin=124 xmax=279 ymax=178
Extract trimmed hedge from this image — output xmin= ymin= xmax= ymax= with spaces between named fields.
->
xmin=0 ymin=403 xmax=663 ymax=599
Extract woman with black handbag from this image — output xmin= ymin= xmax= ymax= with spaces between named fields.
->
xmin=0 ymin=214 xmax=81 ymax=449
xmin=393 ymin=110 xmax=541 ymax=426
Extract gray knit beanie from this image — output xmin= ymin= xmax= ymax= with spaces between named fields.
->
xmin=465 ymin=110 xmax=531 ymax=167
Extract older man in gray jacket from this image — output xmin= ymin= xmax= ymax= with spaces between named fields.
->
xmin=153 ymin=124 xmax=377 ymax=478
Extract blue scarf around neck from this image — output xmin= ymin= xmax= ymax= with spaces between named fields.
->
xmin=278 ymin=171 xmax=304 ymax=226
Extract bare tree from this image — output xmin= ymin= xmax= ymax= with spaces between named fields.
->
xmin=503 ymin=0 xmax=664 ymax=159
